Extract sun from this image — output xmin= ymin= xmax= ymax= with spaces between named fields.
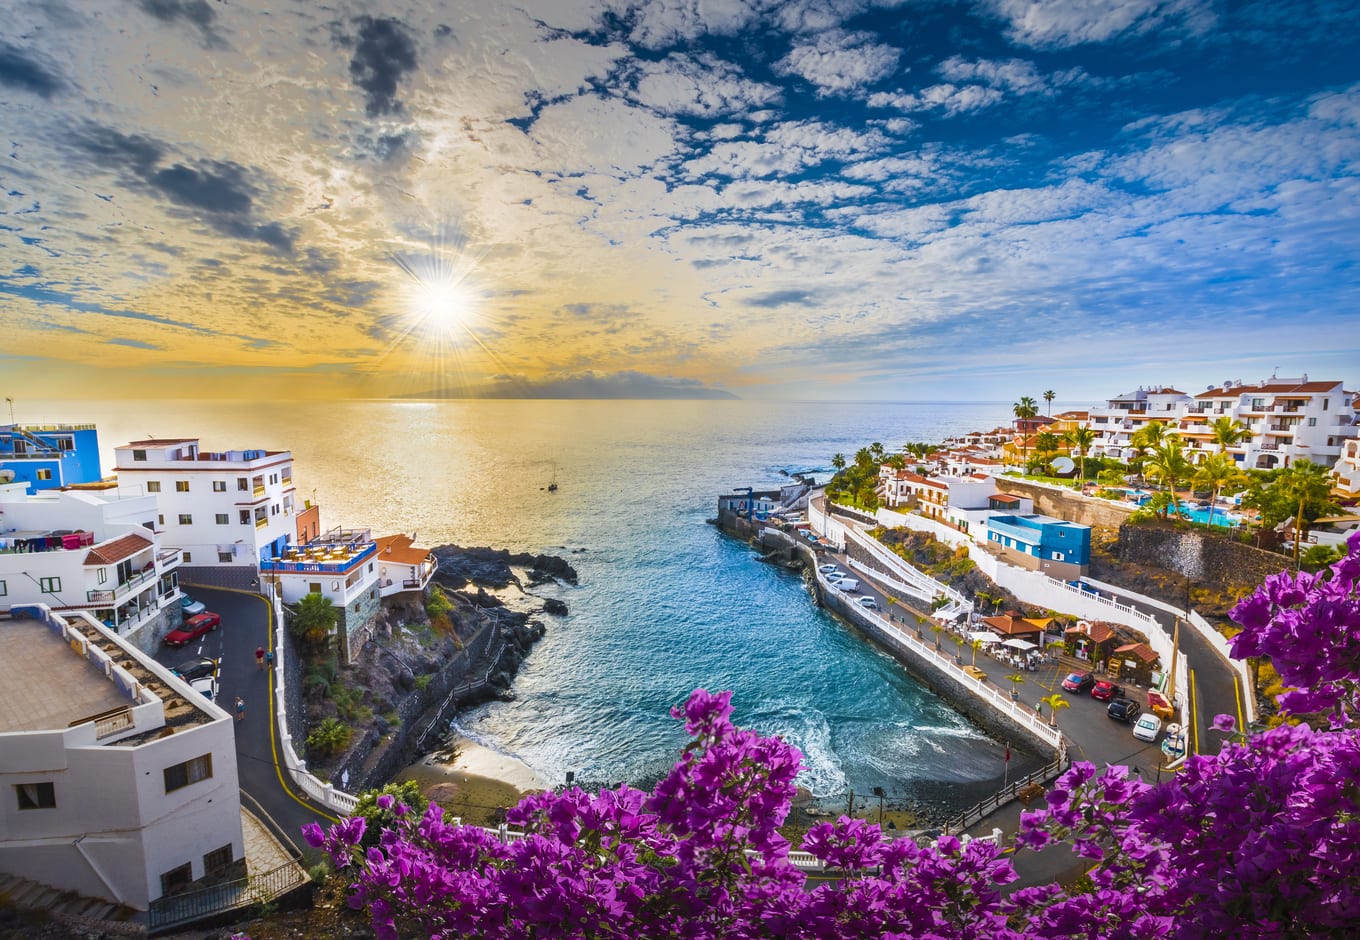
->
xmin=412 ymin=276 xmax=476 ymax=333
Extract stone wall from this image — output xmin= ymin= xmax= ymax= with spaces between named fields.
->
xmin=336 ymin=586 xmax=383 ymax=665
xmin=994 ymin=480 xmax=1134 ymax=533
xmin=1116 ymin=524 xmax=1289 ymax=592
xmin=180 ymin=565 xmax=259 ymax=592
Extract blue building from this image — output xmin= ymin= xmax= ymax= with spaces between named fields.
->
xmin=0 ymin=424 xmax=104 ymax=492
xmin=986 ymin=513 xmax=1091 ymax=578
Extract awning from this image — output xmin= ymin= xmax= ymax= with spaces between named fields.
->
xmin=969 ymin=631 xmax=1001 ymax=644
xmin=1003 ymin=639 xmax=1037 ymax=651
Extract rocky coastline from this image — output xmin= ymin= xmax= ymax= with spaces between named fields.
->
xmin=304 ymin=544 xmax=574 ymax=794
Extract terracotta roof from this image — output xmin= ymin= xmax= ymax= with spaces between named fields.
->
xmin=84 ymin=531 xmax=153 ymax=565
xmin=1065 ymin=620 xmax=1119 ymax=643
xmin=374 ymin=534 xmax=432 ymax=565
xmin=991 ymin=493 xmax=1022 ymax=504
xmin=1113 ymin=642 xmax=1159 ymax=663
xmin=1194 ymin=380 xmax=1342 ymax=399
xmin=981 ymin=615 xmax=1043 ymax=636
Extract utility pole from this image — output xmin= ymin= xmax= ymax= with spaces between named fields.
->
xmin=872 ymin=786 xmax=885 ymax=826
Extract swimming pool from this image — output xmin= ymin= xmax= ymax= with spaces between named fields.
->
xmin=1134 ymin=495 xmax=1240 ymax=527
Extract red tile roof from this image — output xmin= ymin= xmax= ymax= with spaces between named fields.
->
xmin=1194 ymin=380 xmax=1342 ymax=399
xmin=981 ymin=615 xmax=1043 ymax=636
xmin=1113 ymin=642 xmax=1159 ymax=663
xmin=374 ymin=534 xmax=432 ymax=565
xmin=84 ymin=531 xmax=153 ymax=565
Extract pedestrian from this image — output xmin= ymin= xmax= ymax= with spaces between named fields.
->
xmin=264 ymin=649 xmax=274 ymax=668
xmin=255 ymin=646 xmax=265 ymax=670
xmin=234 ymin=696 xmax=245 ymax=721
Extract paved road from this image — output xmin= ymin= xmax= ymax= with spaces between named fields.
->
xmin=153 ymin=586 xmax=335 ymax=861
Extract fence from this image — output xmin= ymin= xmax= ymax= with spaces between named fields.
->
xmin=943 ymin=748 xmax=1071 ymax=834
xmin=147 ymin=860 xmax=309 ymax=933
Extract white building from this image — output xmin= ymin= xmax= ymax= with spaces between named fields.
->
xmin=113 ymin=439 xmax=297 ymax=587
xmin=0 ymin=481 xmax=184 ymax=644
xmin=1086 ymin=386 xmax=1192 ymax=461
xmin=1187 ymin=377 xmax=1357 ymax=470
xmin=373 ymin=534 xmax=438 ymax=600
xmin=0 ymin=606 xmax=243 ymax=910
xmin=1334 ymin=438 xmax=1360 ymax=498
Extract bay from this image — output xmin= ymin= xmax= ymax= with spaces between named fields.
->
xmin=29 ymin=398 xmax=1024 ymax=813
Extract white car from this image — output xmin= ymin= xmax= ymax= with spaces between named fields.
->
xmin=817 ymin=564 xmax=841 ymax=575
xmin=855 ymin=596 xmax=878 ymax=610
xmin=180 ymin=593 xmax=207 ymax=616
xmin=189 ymin=675 xmax=219 ymax=703
xmin=1132 ymin=712 xmax=1162 ymax=743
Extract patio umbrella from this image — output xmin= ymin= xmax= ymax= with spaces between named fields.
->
xmin=969 ymin=631 xmax=1002 ymax=644
xmin=1003 ymin=638 xmax=1037 ymax=651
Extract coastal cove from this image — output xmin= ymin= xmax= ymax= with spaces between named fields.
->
xmin=31 ymin=398 xmax=1024 ymax=817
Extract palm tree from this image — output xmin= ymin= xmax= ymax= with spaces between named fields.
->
xmin=971 ymin=638 xmax=985 ymax=666
xmin=1275 ymin=460 xmax=1339 ymax=569
xmin=1039 ymin=692 xmax=1069 ymax=727
xmin=1192 ymin=453 xmax=1246 ymax=529
xmin=1013 ymin=397 xmax=1039 ymax=471
xmin=952 ymin=633 xmax=966 ymax=663
xmin=931 ymin=623 xmax=944 ymax=650
xmin=869 ymin=442 xmax=886 ymax=462
xmin=1006 ymin=672 xmax=1026 ymax=701
xmin=1145 ymin=438 xmax=1193 ymax=518
xmin=1064 ymin=425 xmax=1098 ymax=483
xmin=289 ymin=591 xmax=337 ymax=648
xmin=1033 ymin=431 xmax=1060 ymax=476
xmin=1210 ymin=416 xmax=1253 ymax=454
xmin=1043 ymin=390 xmax=1055 ymax=415
xmin=831 ymin=453 xmax=846 ymax=472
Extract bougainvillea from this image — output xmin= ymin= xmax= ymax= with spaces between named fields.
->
xmin=304 ymin=532 xmax=1360 ymax=938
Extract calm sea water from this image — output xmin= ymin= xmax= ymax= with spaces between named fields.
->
xmin=32 ymin=398 xmax=1024 ymax=812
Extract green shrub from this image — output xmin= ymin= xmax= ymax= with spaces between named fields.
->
xmin=414 ymin=674 xmax=433 ymax=691
xmin=306 ymin=718 xmax=351 ymax=757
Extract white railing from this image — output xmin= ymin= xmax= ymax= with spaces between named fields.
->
xmin=845 ymin=527 xmax=965 ymax=606
xmin=818 ymin=572 xmax=1062 ymax=750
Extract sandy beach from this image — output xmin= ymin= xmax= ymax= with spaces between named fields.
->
xmin=396 ymin=736 xmax=549 ymax=827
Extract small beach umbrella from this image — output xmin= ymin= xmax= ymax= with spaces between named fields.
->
xmin=969 ymin=631 xmax=1001 ymax=644
xmin=1003 ymin=638 xmax=1037 ymax=651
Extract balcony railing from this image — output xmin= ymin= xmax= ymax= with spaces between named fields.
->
xmin=252 ymin=484 xmax=266 ymax=496
xmin=255 ymin=517 xmax=268 ymax=528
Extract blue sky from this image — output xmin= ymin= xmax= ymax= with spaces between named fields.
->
xmin=0 ymin=0 xmax=1357 ymax=401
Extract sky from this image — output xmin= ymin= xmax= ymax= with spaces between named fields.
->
xmin=1 ymin=0 xmax=1358 ymax=402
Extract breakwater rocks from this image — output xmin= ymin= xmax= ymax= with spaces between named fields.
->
xmin=322 ymin=545 xmax=573 ymax=793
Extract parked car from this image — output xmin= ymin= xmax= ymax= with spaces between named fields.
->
xmin=855 ymin=596 xmax=878 ymax=610
xmin=1132 ymin=712 xmax=1162 ymax=742
xmin=171 ymin=657 xmax=219 ymax=682
xmin=818 ymin=564 xmax=843 ymax=576
xmin=189 ymin=675 xmax=219 ymax=702
xmin=1061 ymin=671 xmax=1095 ymax=694
xmin=163 ymin=612 xmax=220 ymax=647
xmin=1091 ymin=680 xmax=1123 ymax=702
xmin=1107 ymin=697 xmax=1140 ymax=723
xmin=179 ymin=593 xmax=206 ymax=616
xmin=830 ymin=577 xmax=860 ymax=592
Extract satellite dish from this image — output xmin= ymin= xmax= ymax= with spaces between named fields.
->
xmin=1051 ymin=456 xmax=1075 ymax=476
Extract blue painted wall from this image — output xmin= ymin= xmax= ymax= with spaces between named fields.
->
xmin=986 ymin=514 xmax=1091 ymax=566
xmin=0 ymin=425 xmax=104 ymax=492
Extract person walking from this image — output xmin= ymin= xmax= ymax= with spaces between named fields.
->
xmin=234 ymin=696 xmax=245 ymax=722
xmin=264 ymin=649 xmax=274 ymax=669
xmin=255 ymin=646 xmax=265 ymax=670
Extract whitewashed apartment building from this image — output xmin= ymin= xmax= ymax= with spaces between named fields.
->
xmin=0 ymin=480 xmax=184 ymax=646
xmin=113 ymin=439 xmax=297 ymax=589
xmin=0 ymin=605 xmax=243 ymax=910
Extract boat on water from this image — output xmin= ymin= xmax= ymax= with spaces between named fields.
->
xmin=545 ymin=461 xmax=559 ymax=492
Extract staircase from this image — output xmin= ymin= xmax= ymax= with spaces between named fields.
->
xmin=0 ymin=870 xmax=143 ymax=935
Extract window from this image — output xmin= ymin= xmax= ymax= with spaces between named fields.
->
xmin=36 ymin=468 xmax=52 ymax=481
xmin=160 ymin=863 xmax=193 ymax=896
xmin=146 ymin=480 xmax=161 ymax=493
xmin=212 ymin=480 xmax=227 ymax=493
xmin=271 ymin=504 xmax=279 ymax=515
xmin=15 ymin=782 xmax=56 ymax=810
xmin=237 ymin=478 xmax=249 ymax=491
xmin=183 ymin=551 xmax=192 ymax=563
xmin=0 ymin=580 xmax=6 ymax=596
xmin=1309 ymin=417 xmax=1318 ymax=427
xmin=158 ymin=514 xmax=165 ymax=525
xmin=269 ymin=473 xmax=278 ymax=485
xmin=216 ymin=513 xmax=229 ymax=525
xmin=309 ymin=582 xmax=321 ymax=594
xmin=218 ymin=551 xmax=233 ymax=563
xmin=175 ymin=481 xmax=189 ymax=492
xmin=97 ymin=568 xmax=108 ymax=584
xmin=40 ymin=576 xmax=61 ymax=594
xmin=178 ymin=514 xmax=193 ymax=525
xmin=163 ymin=753 xmax=213 ymax=793
xmin=1323 ymin=399 xmax=1329 ymax=410
xmin=133 ymin=449 xmax=147 ymax=461
xmin=204 ymin=844 xmax=234 ymax=874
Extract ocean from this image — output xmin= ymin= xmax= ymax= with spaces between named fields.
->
xmin=30 ymin=398 xmax=1029 ymax=815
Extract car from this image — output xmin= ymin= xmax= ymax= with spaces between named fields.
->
xmin=817 ymin=564 xmax=842 ymax=575
xmin=1107 ymin=697 xmax=1140 ymax=723
xmin=830 ymin=577 xmax=859 ymax=592
xmin=855 ymin=596 xmax=878 ymax=610
xmin=163 ymin=612 xmax=220 ymax=647
xmin=171 ymin=657 xmax=219 ymax=682
xmin=179 ymin=593 xmax=206 ymax=616
xmin=1061 ymin=671 xmax=1095 ymax=694
xmin=189 ymin=674 xmax=219 ymax=702
xmin=1132 ymin=712 xmax=1162 ymax=742
xmin=1091 ymin=680 xmax=1123 ymax=702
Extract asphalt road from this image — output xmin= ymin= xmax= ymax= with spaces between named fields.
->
xmin=153 ymin=585 xmax=335 ymax=861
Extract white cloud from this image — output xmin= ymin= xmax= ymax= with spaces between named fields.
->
xmin=982 ymin=0 xmax=1216 ymax=49
xmin=617 ymin=0 xmax=762 ymax=49
xmin=869 ymin=83 xmax=1004 ymax=115
xmin=624 ymin=52 xmax=783 ymax=117
xmin=527 ymin=94 xmax=681 ymax=174
xmin=776 ymin=29 xmax=902 ymax=95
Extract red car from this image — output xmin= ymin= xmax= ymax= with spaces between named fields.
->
xmin=1091 ymin=680 xmax=1124 ymax=702
xmin=1061 ymin=671 xmax=1095 ymax=694
xmin=163 ymin=612 xmax=220 ymax=647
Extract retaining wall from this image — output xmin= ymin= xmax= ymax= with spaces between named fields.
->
xmin=1116 ymin=525 xmax=1288 ymax=593
xmin=993 ymin=480 xmax=1135 ymax=532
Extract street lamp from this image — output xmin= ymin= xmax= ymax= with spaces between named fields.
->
xmin=872 ymin=786 xmax=885 ymax=826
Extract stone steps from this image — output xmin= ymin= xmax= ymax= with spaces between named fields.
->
xmin=0 ymin=870 xmax=143 ymax=935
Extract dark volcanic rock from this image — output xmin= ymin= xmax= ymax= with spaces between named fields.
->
xmin=431 ymin=544 xmax=579 ymax=589
xmin=544 ymin=597 xmax=569 ymax=615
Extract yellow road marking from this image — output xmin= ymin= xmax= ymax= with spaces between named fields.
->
xmin=1233 ymin=672 xmax=1245 ymax=733
xmin=1189 ymin=669 xmax=1199 ymax=756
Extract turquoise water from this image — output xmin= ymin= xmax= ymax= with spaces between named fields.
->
xmin=1134 ymin=495 xmax=1240 ymax=527
xmin=33 ymin=398 xmax=1031 ymax=814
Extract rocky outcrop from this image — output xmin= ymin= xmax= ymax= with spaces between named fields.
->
xmin=432 ymin=545 xmax=580 ymax=588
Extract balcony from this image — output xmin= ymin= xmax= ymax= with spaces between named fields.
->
xmin=253 ymin=484 xmax=266 ymax=496
xmin=255 ymin=516 xmax=268 ymax=528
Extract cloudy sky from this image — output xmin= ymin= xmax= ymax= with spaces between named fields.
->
xmin=2 ymin=0 xmax=1358 ymax=401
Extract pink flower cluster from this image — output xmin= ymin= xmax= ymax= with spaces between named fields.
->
xmin=302 ymin=534 xmax=1360 ymax=938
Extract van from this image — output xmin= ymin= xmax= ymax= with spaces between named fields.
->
xmin=831 ymin=578 xmax=859 ymax=592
